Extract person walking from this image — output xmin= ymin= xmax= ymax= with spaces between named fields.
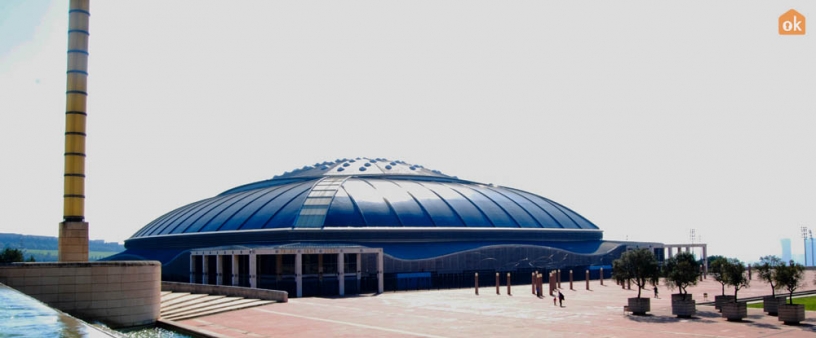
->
xmin=558 ymin=290 xmax=565 ymax=307
xmin=654 ymin=287 xmax=658 ymax=299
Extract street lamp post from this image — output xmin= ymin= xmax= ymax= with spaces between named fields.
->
xmin=802 ymin=226 xmax=808 ymax=267
xmin=810 ymin=230 xmax=814 ymax=268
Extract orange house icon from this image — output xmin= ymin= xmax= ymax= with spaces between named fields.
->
xmin=779 ymin=9 xmax=806 ymax=35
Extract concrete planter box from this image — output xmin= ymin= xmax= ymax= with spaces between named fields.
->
xmin=628 ymin=297 xmax=650 ymax=315
xmin=778 ymin=304 xmax=805 ymax=325
xmin=763 ymin=295 xmax=786 ymax=315
xmin=671 ymin=293 xmax=695 ymax=318
xmin=721 ymin=301 xmax=747 ymax=321
xmin=714 ymin=295 xmax=735 ymax=311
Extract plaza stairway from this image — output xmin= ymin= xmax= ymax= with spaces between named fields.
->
xmin=160 ymin=291 xmax=273 ymax=321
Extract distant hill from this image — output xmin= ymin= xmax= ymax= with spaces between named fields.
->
xmin=0 ymin=233 xmax=125 ymax=262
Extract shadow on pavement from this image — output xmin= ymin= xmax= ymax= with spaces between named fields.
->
xmin=744 ymin=321 xmax=782 ymax=330
xmin=694 ymin=311 xmax=722 ymax=319
xmin=625 ymin=314 xmax=717 ymax=325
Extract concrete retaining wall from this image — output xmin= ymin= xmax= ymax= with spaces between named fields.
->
xmin=162 ymin=281 xmax=288 ymax=303
xmin=0 ymin=261 xmax=161 ymax=328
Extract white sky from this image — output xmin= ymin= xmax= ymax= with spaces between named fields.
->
xmin=1 ymin=1 xmax=814 ymax=263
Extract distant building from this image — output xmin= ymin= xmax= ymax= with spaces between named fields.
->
xmin=781 ymin=238 xmax=791 ymax=262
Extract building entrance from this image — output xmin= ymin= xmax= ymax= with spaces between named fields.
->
xmin=189 ymin=245 xmax=383 ymax=297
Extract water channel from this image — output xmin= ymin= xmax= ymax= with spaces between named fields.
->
xmin=0 ymin=283 xmax=190 ymax=337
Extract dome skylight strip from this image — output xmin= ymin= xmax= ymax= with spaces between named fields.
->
xmin=293 ymin=176 xmax=348 ymax=228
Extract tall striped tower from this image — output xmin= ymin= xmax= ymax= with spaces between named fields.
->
xmin=59 ymin=0 xmax=90 ymax=262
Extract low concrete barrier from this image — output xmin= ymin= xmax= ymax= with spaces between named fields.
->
xmin=162 ymin=282 xmax=288 ymax=303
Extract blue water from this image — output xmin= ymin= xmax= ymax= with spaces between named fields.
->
xmin=119 ymin=326 xmax=191 ymax=338
xmin=0 ymin=283 xmax=193 ymax=337
xmin=0 ymin=284 xmax=111 ymax=337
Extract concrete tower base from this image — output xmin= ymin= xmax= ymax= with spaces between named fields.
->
xmin=59 ymin=221 xmax=88 ymax=262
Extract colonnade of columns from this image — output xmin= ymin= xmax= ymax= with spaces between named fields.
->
xmin=664 ymin=243 xmax=708 ymax=273
xmin=189 ymin=247 xmax=384 ymax=298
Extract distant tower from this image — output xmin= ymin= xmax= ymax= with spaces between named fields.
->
xmin=59 ymin=0 xmax=90 ymax=262
xmin=781 ymin=238 xmax=792 ymax=263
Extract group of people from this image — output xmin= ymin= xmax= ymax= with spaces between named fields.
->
xmin=547 ymin=287 xmax=658 ymax=307
xmin=552 ymin=290 xmax=565 ymax=307
xmin=545 ymin=286 xmax=660 ymax=307
xmin=534 ymin=284 xmax=565 ymax=306
xmin=547 ymin=288 xmax=661 ymax=306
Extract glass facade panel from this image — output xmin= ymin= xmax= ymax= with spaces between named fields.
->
xmin=344 ymin=253 xmax=358 ymax=273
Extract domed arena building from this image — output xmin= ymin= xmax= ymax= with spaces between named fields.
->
xmin=113 ymin=157 xmax=661 ymax=297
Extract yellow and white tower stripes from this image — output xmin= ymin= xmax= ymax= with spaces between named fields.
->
xmin=59 ymin=0 xmax=90 ymax=262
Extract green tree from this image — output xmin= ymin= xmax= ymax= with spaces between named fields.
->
xmin=0 ymin=247 xmax=25 ymax=263
xmin=664 ymin=252 xmax=701 ymax=297
xmin=709 ymin=257 xmax=729 ymax=296
xmin=775 ymin=260 xmax=806 ymax=305
xmin=723 ymin=258 xmax=749 ymax=301
xmin=753 ymin=255 xmax=783 ymax=297
xmin=703 ymin=255 xmax=725 ymax=267
xmin=612 ymin=249 xmax=660 ymax=298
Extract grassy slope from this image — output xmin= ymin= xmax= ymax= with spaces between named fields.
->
xmin=747 ymin=295 xmax=816 ymax=311
xmin=23 ymin=249 xmax=120 ymax=261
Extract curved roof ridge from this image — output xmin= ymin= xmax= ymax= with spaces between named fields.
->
xmin=128 ymin=158 xmax=603 ymax=238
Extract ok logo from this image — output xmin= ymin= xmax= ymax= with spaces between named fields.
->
xmin=779 ymin=9 xmax=806 ymax=35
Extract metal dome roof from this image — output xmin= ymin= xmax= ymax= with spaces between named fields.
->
xmin=130 ymin=157 xmax=599 ymax=239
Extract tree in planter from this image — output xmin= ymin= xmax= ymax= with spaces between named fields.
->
xmin=776 ymin=260 xmax=806 ymax=305
xmin=664 ymin=252 xmax=701 ymax=299
xmin=612 ymin=249 xmax=660 ymax=298
xmin=774 ymin=260 xmax=807 ymax=324
xmin=723 ymin=258 xmax=750 ymax=301
xmin=709 ymin=257 xmax=729 ymax=296
xmin=753 ymin=255 xmax=783 ymax=297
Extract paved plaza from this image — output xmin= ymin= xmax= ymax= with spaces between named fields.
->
xmin=178 ymin=271 xmax=816 ymax=337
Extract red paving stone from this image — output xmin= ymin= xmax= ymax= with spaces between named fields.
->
xmin=178 ymin=271 xmax=816 ymax=337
